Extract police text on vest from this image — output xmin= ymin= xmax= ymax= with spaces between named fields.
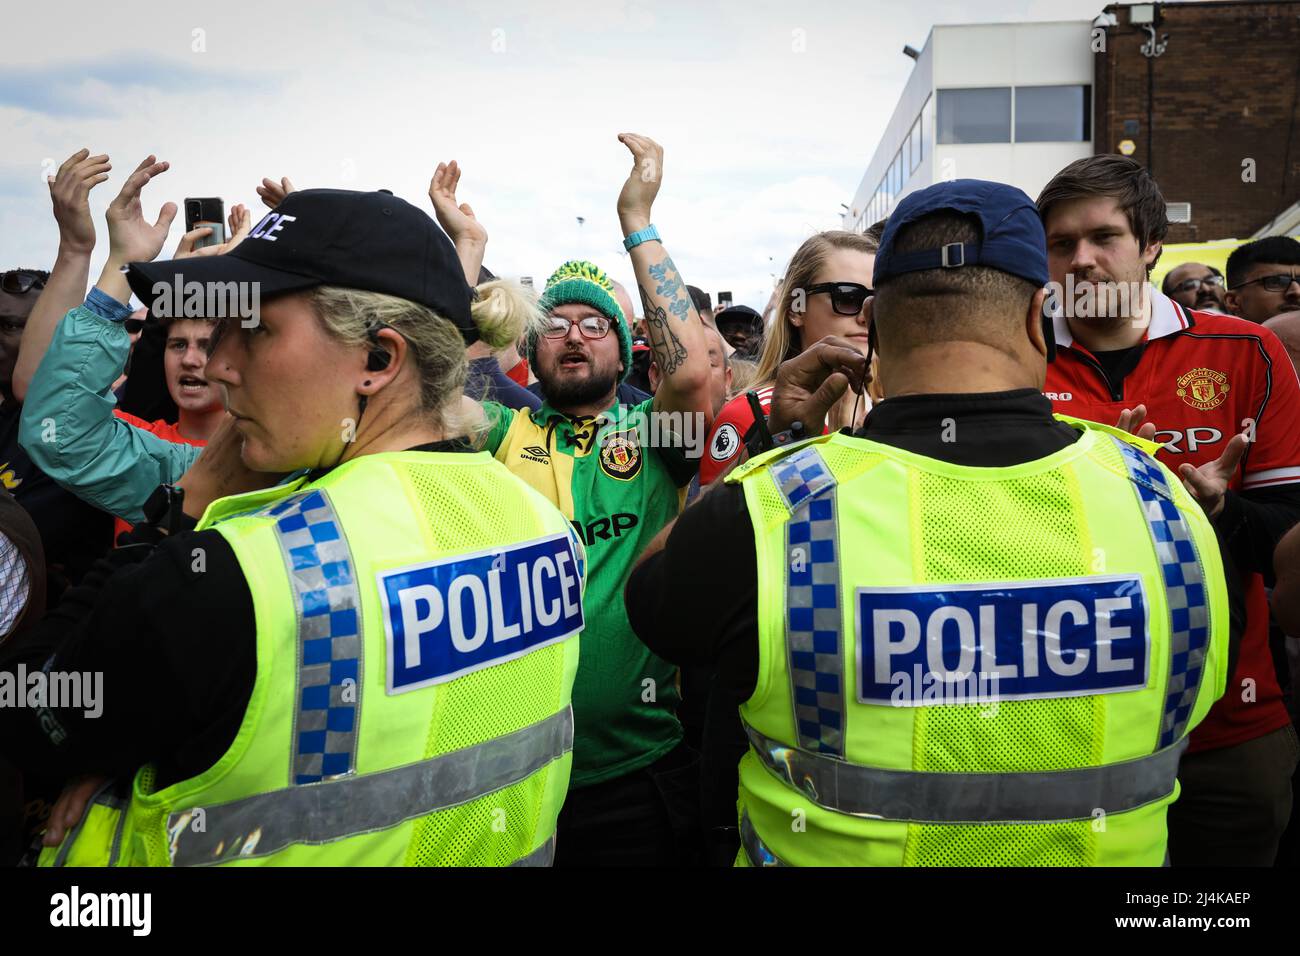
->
xmin=857 ymin=577 xmax=1149 ymax=705
xmin=380 ymin=534 xmax=584 ymax=693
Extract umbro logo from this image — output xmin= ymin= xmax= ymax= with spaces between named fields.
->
xmin=521 ymin=445 xmax=550 ymax=464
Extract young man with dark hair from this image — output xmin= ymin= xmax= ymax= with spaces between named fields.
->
xmin=1225 ymin=236 xmax=1300 ymax=325
xmin=1038 ymin=154 xmax=1300 ymax=866
xmin=1163 ymin=263 xmax=1228 ymax=313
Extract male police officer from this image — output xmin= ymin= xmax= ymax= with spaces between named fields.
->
xmin=627 ymin=180 xmax=1240 ymax=866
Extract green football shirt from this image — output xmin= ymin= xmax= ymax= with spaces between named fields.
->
xmin=483 ymin=397 xmax=696 ymax=787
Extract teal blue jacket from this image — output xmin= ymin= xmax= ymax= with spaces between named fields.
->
xmin=19 ymin=299 xmax=202 ymax=524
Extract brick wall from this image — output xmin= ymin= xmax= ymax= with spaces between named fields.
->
xmin=1095 ymin=1 xmax=1300 ymax=241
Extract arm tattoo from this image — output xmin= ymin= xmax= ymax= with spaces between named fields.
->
xmin=639 ymin=290 xmax=688 ymax=375
xmin=647 ymin=257 xmax=693 ymax=322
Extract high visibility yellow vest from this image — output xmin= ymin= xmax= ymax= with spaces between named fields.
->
xmin=41 ymin=450 xmax=584 ymax=866
xmin=728 ymin=420 xmax=1229 ymax=867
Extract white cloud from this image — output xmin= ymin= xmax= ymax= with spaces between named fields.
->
xmin=1 ymin=0 xmax=1100 ymax=304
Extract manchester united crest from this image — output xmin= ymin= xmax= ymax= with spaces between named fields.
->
xmin=1176 ymin=367 xmax=1230 ymax=411
xmin=599 ymin=431 xmax=642 ymax=480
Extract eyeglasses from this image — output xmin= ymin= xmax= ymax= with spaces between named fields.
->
xmin=1 ymin=271 xmax=47 ymax=295
xmin=1170 ymin=274 xmax=1225 ymax=295
xmin=1231 ymin=272 xmax=1300 ymax=293
xmin=541 ymin=315 xmax=611 ymax=339
xmin=124 ymin=317 xmax=146 ymax=334
xmin=804 ymin=282 xmax=872 ymax=316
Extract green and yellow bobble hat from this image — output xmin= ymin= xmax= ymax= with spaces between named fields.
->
xmin=531 ymin=259 xmax=633 ymax=383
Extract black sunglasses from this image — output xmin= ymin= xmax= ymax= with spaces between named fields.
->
xmin=1 ymin=271 xmax=48 ymax=295
xmin=805 ymin=282 xmax=872 ymax=316
xmin=1231 ymin=272 xmax=1300 ymax=293
xmin=124 ymin=317 xmax=146 ymax=334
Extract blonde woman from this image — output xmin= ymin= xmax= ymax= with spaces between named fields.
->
xmin=699 ymin=224 xmax=883 ymax=486
xmin=12 ymin=185 xmax=584 ymax=867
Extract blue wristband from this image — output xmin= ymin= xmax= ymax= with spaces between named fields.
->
xmin=623 ymin=224 xmax=660 ymax=252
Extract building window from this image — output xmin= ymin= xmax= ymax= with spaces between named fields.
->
xmin=1015 ymin=85 xmax=1091 ymax=142
xmin=908 ymin=118 xmax=922 ymax=174
xmin=937 ymin=87 xmax=1011 ymax=144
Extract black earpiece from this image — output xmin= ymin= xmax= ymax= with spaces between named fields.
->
xmin=1041 ymin=294 xmax=1058 ymax=364
xmin=366 ymin=348 xmax=391 ymax=372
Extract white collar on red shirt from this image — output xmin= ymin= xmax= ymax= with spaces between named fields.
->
xmin=1053 ymin=286 xmax=1193 ymax=351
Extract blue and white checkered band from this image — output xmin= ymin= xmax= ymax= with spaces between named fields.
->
xmin=1110 ymin=437 xmax=1211 ymax=749
xmin=772 ymin=447 xmax=845 ymax=757
xmin=266 ymin=489 xmax=362 ymax=785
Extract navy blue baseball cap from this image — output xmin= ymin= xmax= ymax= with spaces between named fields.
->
xmin=127 ymin=188 xmax=479 ymax=345
xmin=872 ymin=179 xmax=1049 ymax=289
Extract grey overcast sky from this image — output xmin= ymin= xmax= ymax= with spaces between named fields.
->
xmin=1 ymin=0 xmax=1115 ymax=311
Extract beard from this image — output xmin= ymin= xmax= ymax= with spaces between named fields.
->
xmin=540 ymin=365 xmax=620 ymax=408
xmin=538 ymin=349 xmax=620 ymax=408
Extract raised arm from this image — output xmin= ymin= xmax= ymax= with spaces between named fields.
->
xmin=11 ymin=150 xmax=111 ymax=403
xmin=616 ymin=134 xmax=712 ymax=422
xmin=19 ymin=156 xmax=204 ymax=522
xmin=429 ymin=160 xmax=488 ymax=287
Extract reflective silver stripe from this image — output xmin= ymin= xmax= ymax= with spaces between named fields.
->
xmin=510 ymin=835 xmax=556 ymax=867
xmin=772 ymin=446 xmax=845 ymax=757
xmin=744 ymin=722 xmax=1186 ymax=823
xmin=52 ymin=779 xmax=125 ymax=867
xmin=740 ymin=810 xmax=787 ymax=867
xmin=1110 ymin=437 xmax=1212 ymax=748
xmin=169 ymin=707 xmax=573 ymax=866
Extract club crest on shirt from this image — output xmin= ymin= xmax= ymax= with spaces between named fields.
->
xmin=599 ymin=431 xmax=642 ymax=480
xmin=710 ymin=423 xmax=740 ymax=461
xmin=1176 ymin=367 xmax=1229 ymax=411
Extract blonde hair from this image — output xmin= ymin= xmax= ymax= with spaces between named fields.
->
xmin=307 ymin=279 xmax=544 ymax=438
xmin=751 ymin=230 xmax=880 ymax=388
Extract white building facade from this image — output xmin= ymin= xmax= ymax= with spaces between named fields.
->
xmin=844 ymin=21 xmax=1096 ymax=233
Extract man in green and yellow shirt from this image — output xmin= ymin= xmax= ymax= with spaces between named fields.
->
xmin=480 ymin=133 xmax=715 ymax=865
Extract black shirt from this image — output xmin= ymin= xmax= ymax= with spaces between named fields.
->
xmin=0 ymin=439 xmax=472 ymax=791
xmin=0 ymin=400 xmax=112 ymax=601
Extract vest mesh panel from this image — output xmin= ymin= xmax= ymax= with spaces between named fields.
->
xmin=134 ymin=765 xmax=165 ymax=865
xmin=401 ymin=462 xmax=566 ymax=866
xmin=907 ymin=466 xmax=1100 ymax=866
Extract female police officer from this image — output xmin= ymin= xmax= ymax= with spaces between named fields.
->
xmin=1 ymin=179 xmax=584 ymax=866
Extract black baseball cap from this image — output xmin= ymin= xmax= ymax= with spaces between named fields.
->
xmin=126 ymin=188 xmax=479 ymax=344
xmin=715 ymin=304 xmax=762 ymax=331
xmin=873 ymin=179 xmax=1050 ymax=289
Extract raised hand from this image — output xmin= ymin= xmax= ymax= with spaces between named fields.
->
xmin=104 ymin=155 xmax=177 ymax=266
xmin=616 ymin=133 xmax=664 ymax=234
xmin=429 ymin=160 xmax=487 ymax=247
xmin=48 ymin=149 xmax=111 ymax=254
xmin=256 ymin=176 xmax=296 ymax=210
xmin=1178 ymin=432 xmax=1249 ymax=519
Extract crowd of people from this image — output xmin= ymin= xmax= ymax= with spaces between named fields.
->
xmin=0 ymin=131 xmax=1298 ymax=868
